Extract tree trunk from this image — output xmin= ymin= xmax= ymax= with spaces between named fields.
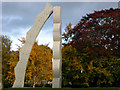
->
xmin=33 ymin=76 xmax=36 ymax=88
xmin=43 ymin=83 xmax=45 ymax=87
xmin=33 ymin=82 xmax=36 ymax=88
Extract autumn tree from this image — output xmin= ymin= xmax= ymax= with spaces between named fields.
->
xmin=66 ymin=8 xmax=120 ymax=57
xmin=62 ymin=23 xmax=73 ymax=46
xmin=62 ymin=8 xmax=120 ymax=87
xmin=62 ymin=45 xmax=88 ymax=87
xmin=1 ymin=35 xmax=12 ymax=88
xmin=26 ymin=43 xmax=52 ymax=88
xmin=7 ymin=38 xmax=52 ymax=87
xmin=62 ymin=45 xmax=117 ymax=87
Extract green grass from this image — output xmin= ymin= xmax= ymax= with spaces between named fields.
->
xmin=1 ymin=87 xmax=120 ymax=90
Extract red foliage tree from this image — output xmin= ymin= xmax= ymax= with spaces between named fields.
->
xmin=68 ymin=8 xmax=120 ymax=57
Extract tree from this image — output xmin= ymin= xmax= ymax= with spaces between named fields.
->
xmin=62 ymin=45 xmax=117 ymax=87
xmin=5 ymin=51 xmax=19 ymax=86
xmin=26 ymin=43 xmax=52 ymax=88
xmin=1 ymin=35 xmax=12 ymax=88
xmin=62 ymin=23 xmax=73 ymax=46
xmin=62 ymin=8 xmax=120 ymax=87
xmin=62 ymin=45 xmax=90 ymax=87
xmin=67 ymin=8 xmax=120 ymax=57
xmin=6 ymin=38 xmax=52 ymax=87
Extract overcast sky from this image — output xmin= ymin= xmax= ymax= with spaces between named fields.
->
xmin=2 ymin=2 xmax=118 ymax=51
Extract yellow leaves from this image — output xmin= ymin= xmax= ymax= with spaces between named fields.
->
xmin=88 ymin=60 xmax=94 ymax=70
xmin=49 ymin=76 xmax=52 ymax=80
xmin=27 ymin=43 xmax=52 ymax=83
xmin=99 ymin=61 xmax=103 ymax=67
xmin=6 ymin=37 xmax=53 ymax=85
xmin=71 ymin=58 xmax=84 ymax=72
xmin=87 ymin=60 xmax=111 ymax=78
xmin=73 ymin=75 xmax=79 ymax=79
xmin=90 ymin=60 xmax=93 ymax=65
xmin=62 ymin=45 xmax=76 ymax=54
xmin=72 ymin=58 xmax=77 ymax=66
xmin=101 ymin=69 xmax=111 ymax=77
xmin=80 ymin=68 xmax=84 ymax=71
xmin=88 ymin=65 xmax=91 ymax=70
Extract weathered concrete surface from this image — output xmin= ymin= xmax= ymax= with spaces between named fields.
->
xmin=12 ymin=3 xmax=53 ymax=88
xmin=0 ymin=36 xmax=2 ymax=89
xmin=53 ymin=23 xmax=61 ymax=41
xmin=52 ymin=6 xmax=62 ymax=88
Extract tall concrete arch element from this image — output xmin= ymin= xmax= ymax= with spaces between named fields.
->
xmin=12 ymin=3 xmax=54 ymax=88
xmin=52 ymin=6 xmax=62 ymax=88
xmin=13 ymin=3 xmax=62 ymax=88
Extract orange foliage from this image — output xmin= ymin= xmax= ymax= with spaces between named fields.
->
xmin=6 ymin=37 xmax=53 ymax=87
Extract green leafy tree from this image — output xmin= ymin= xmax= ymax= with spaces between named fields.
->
xmin=62 ymin=45 xmax=90 ymax=87
xmin=62 ymin=8 xmax=120 ymax=87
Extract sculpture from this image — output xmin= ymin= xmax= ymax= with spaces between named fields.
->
xmin=12 ymin=3 xmax=62 ymax=88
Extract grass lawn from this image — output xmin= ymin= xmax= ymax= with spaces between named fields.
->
xmin=1 ymin=87 xmax=120 ymax=90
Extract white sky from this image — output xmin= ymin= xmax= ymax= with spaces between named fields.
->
xmin=2 ymin=2 xmax=119 ymax=51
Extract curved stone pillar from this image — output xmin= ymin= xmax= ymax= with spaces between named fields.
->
xmin=12 ymin=3 xmax=53 ymax=88
xmin=52 ymin=6 xmax=62 ymax=88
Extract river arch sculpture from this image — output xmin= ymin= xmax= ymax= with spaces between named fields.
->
xmin=12 ymin=3 xmax=62 ymax=88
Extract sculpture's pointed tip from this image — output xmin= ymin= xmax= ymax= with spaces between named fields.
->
xmin=46 ymin=2 xmax=50 ymax=5
xmin=46 ymin=2 xmax=53 ymax=8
